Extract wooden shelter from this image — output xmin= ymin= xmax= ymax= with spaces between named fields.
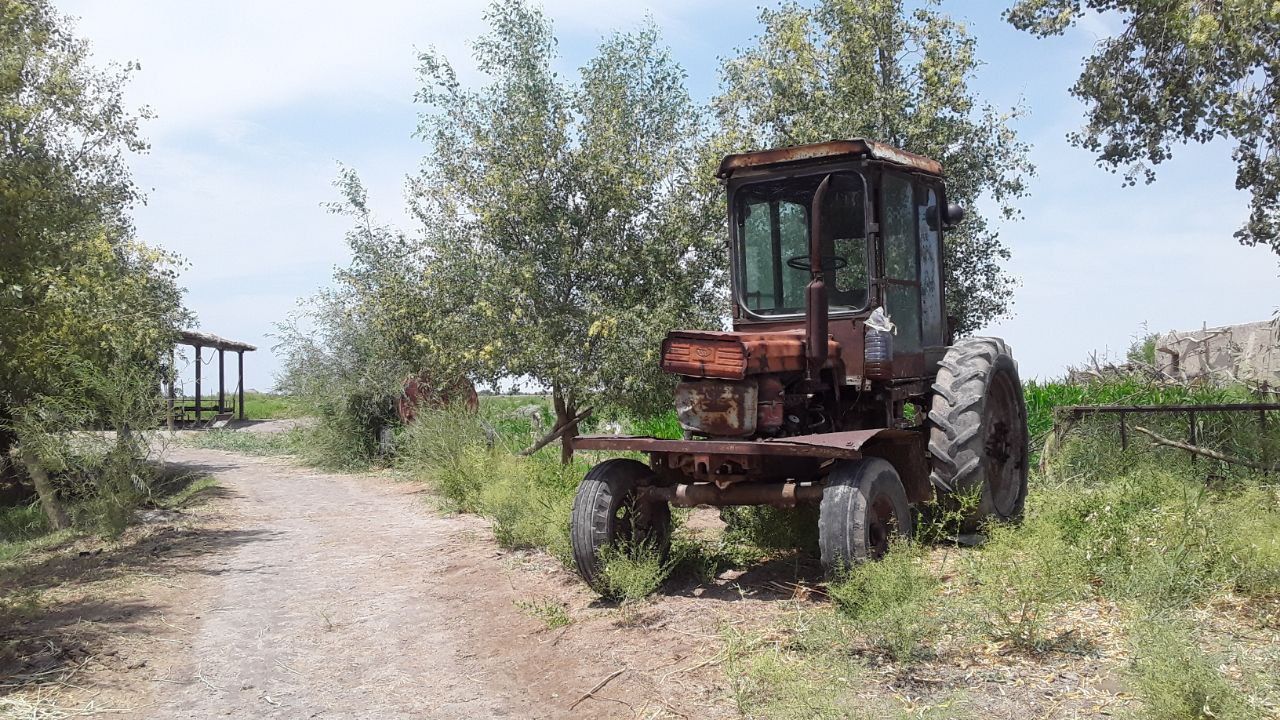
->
xmin=169 ymin=330 xmax=257 ymax=427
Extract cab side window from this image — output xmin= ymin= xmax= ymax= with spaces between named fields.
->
xmin=880 ymin=174 xmax=922 ymax=352
xmin=917 ymin=186 xmax=944 ymax=347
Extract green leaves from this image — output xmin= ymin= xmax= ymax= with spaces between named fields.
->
xmin=715 ymin=0 xmax=1033 ymax=334
xmin=1008 ymin=0 xmax=1280 ymax=253
xmin=1 ymin=1 xmax=186 ymax=440
xmin=408 ymin=0 xmax=722 ymax=421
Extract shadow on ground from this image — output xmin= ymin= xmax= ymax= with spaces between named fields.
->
xmin=0 ymin=469 xmax=272 ymax=691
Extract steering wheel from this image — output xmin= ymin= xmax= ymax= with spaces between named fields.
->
xmin=786 ymin=255 xmax=849 ymax=272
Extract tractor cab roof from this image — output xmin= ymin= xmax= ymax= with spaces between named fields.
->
xmin=716 ymin=138 xmax=943 ymax=179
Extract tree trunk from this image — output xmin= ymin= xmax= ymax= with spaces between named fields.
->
xmin=21 ymin=447 xmax=70 ymax=530
xmin=552 ymin=387 xmax=580 ymax=465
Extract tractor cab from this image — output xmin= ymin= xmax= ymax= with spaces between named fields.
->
xmin=719 ymin=139 xmax=962 ymax=383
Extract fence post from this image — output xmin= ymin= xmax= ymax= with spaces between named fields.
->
xmin=1188 ymin=410 xmax=1197 ymax=463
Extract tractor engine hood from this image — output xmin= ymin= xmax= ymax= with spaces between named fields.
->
xmin=660 ymin=329 xmax=841 ymax=380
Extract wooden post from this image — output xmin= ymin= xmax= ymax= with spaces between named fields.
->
xmin=167 ymin=346 xmax=176 ymax=431
xmin=238 ymin=351 xmax=246 ymax=421
xmin=195 ymin=345 xmax=202 ymax=423
xmin=218 ymin=348 xmax=226 ymax=413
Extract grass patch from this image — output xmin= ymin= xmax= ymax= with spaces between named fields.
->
xmin=1126 ymin=614 xmax=1254 ymax=720
xmin=828 ymin=542 xmax=939 ymax=662
xmin=180 ymin=427 xmax=305 ymax=456
xmin=515 ymin=597 xmax=572 ymax=629
xmin=240 ymin=392 xmax=302 ymax=420
xmin=0 ymin=470 xmax=218 ymax=569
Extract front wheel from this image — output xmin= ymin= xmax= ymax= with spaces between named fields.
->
xmin=570 ymin=459 xmax=672 ymax=590
xmin=819 ymin=458 xmax=912 ymax=572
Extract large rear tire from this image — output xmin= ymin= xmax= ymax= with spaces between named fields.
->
xmin=928 ymin=337 xmax=1029 ymax=531
xmin=819 ymin=458 xmax=912 ymax=571
xmin=570 ymin=459 xmax=672 ymax=591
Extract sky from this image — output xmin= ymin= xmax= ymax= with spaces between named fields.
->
xmin=58 ymin=0 xmax=1280 ymax=391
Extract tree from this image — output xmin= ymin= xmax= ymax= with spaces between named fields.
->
xmin=1007 ymin=0 xmax=1280 ymax=254
xmin=1 ymin=0 xmax=187 ymax=526
xmin=274 ymin=168 xmax=455 ymax=467
xmin=412 ymin=0 xmax=723 ymax=461
xmin=713 ymin=0 xmax=1033 ymax=334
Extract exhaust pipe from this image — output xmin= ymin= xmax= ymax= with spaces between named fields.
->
xmin=805 ymin=174 xmax=832 ymax=378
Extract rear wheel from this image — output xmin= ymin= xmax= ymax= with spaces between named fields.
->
xmin=928 ymin=337 xmax=1029 ymax=530
xmin=819 ymin=458 xmax=912 ymax=571
xmin=570 ymin=459 xmax=672 ymax=590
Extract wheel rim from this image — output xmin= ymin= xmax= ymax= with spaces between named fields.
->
xmin=613 ymin=492 xmax=661 ymax=546
xmin=984 ymin=368 xmax=1026 ymax=516
xmin=867 ymin=493 xmax=898 ymax=558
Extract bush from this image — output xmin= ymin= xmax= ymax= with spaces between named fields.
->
xmin=828 ymin=542 xmax=938 ymax=661
xmin=597 ymin=540 xmax=674 ymax=602
xmin=478 ymin=454 xmax=577 ymax=564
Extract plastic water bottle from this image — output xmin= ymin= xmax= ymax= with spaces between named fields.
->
xmin=864 ymin=307 xmax=895 ymax=380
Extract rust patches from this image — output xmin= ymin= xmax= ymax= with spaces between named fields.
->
xmin=662 ymin=329 xmax=841 ymax=378
xmin=716 ymin=138 xmax=943 ymax=178
xmin=661 ymin=335 xmax=747 ymax=379
xmin=675 ymin=379 xmax=758 ymax=437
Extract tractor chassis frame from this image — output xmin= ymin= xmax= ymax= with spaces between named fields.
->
xmin=574 ymin=428 xmax=932 ymax=509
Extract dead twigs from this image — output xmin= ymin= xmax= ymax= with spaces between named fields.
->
xmin=520 ymin=407 xmax=592 ymax=456
xmin=1132 ymin=426 xmax=1278 ymax=472
xmin=568 ymin=668 xmax=624 ymax=710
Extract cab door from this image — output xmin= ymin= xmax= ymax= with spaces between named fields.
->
xmin=877 ymin=173 xmax=947 ymax=377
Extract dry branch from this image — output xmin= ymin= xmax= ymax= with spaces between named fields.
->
xmin=568 ymin=668 xmax=625 ymax=710
xmin=520 ymin=407 xmax=592 ymax=456
xmin=1132 ymin=426 xmax=1278 ymax=471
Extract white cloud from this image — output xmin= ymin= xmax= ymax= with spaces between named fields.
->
xmin=51 ymin=0 xmax=1280 ymax=389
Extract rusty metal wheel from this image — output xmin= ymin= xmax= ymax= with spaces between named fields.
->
xmin=570 ymin=459 xmax=672 ymax=591
xmin=819 ymin=458 xmax=912 ymax=571
xmin=928 ymin=337 xmax=1029 ymax=530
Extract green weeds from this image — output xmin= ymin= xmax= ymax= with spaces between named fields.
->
xmin=828 ymin=542 xmax=938 ymax=661
xmin=182 ymin=428 xmax=305 ymax=456
xmin=595 ymin=540 xmax=673 ymax=602
xmin=1126 ymin=615 xmax=1253 ymax=720
xmin=515 ymin=597 xmax=572 ymax=629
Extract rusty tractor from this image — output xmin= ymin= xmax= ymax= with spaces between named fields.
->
xmin=570 ymin=139 xmax=1028 ymax=585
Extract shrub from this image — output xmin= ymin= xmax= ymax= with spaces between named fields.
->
xmin=828 ymin=543 xmax=938 ymax=662
xmin=397 ymin=406 xmax=586 ymax=566
xmin=478 ymin=454 xmax=577 ymax=564
xmin=597 ymin=540 xmax=673 ymax=602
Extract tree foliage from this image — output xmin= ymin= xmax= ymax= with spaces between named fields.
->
xmin=410 ymin=0 xmax=724 ymax=456
xmin=713 ymin=0 xmax=1033 ymax=334
xmin=1 ymin=0 xmax=184 ymax=406
xmin=1007 ymin=0 xmax=1280 ymax=253
xmin=1 ymin=0 xmax=186 ymax=523
xmin=274 ymin=168 xmax=435 ymax=467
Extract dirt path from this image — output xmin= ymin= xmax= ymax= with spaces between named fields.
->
xmin=20 ymin=448 xmax=738 ymax=719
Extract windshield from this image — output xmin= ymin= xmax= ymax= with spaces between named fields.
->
xmin=735 ymin=173 xmax=868 ymax=316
